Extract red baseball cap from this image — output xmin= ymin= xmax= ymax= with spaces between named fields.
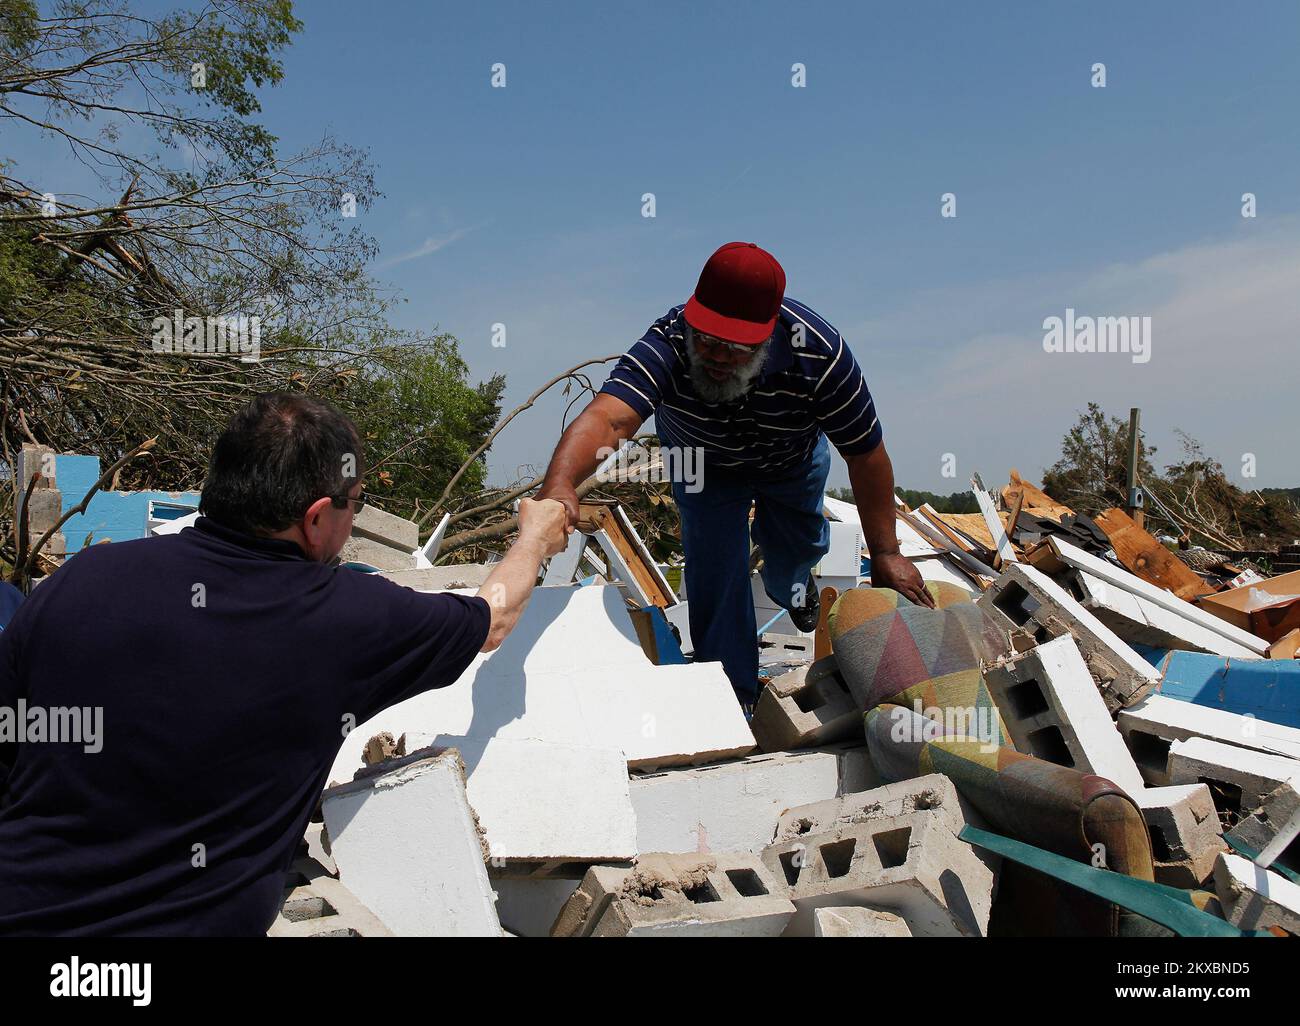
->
xmin=683 ymin=242 xmax=786 ymax=345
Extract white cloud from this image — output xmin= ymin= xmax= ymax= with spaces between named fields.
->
xmin=844 ymin=222 xmax=1300 ymax=491
xmin=380 ymin=226 xmax=475 ymax=267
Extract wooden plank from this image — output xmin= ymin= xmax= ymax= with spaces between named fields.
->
xmin=1002 ymin=470 xmax=1072 ymax=522
xmin=813 ymin=586 xmax=837 ymax=661
xmin=916 ymin=505 xmax=975 ymax=553
xmin=1003 ymin=489 xmax=1025 ymax=546
xmin=1094 ymin=507 xmax=1213 ymax=601
xmin=932 ymin=512 xmax=999 ymax=553
xmin=578 ymin=503 xmax=675 ymax=608
xmin=895 ymin=508 xmax=997 ymax=580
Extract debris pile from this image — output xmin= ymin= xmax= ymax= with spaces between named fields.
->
xmin=266 ymin=472 xmax=1299 ymax=937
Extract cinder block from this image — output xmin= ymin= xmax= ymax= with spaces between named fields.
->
xmin=1168 ymin=737 xmax=1300 ymax=824
xmin=977 ymin=564 xmax=1160 ymax=711
xmin=761 ymin=809 xmax=994 ymax=937
xmin=1213 ymin=852 xmax=1300 ymax=934
xmin=321 ymin=748 xmax=502 ymax=936
xmin=352 ymin=504 xmax=419 ymax=549
xmin=1135 ymin=784 xmax=1225 ymax=888
xmin=1228 ymin=780 xmax=1300 ymax=875
xmin=339 ymin=535 xmax=417 ymax=571
xmin=551 ymin=853 xmax=795 ymax=937
xmin=814 ymin=906 xmax=912 ymax=937
xmin=751 ymin=655 xmax=860 ymax=752
xmin=1064 ymin=569 xmax=1259 ymax=658
xmin=403 ymin=734 xmax=637 ymax=863
xmin=17 ymin=444 xmax=57 ymax=490
xmin=267 ymin=856 xmax=393 ymax=937
xmin=774 ymin=773 xmax=981 ymax=845
xmin=23 ymin=488 xmax=63 ymax=533
xmin=983 ymin=635 xmax=1146 ymax=793
xmin=629 ymin=750 xmax=841 ymax=855
xmin=1118 ymin=695 xmax=1300 ymax=787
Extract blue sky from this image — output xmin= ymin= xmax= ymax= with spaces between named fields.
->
xmin=16 ymin=2 xmax=1300 ymax=491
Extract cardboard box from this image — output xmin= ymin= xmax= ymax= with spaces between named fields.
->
xmin=1196 ymin=569 xmax=1300 ymax=644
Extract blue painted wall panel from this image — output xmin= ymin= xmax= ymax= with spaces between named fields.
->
xmin=53 ymin=454 xmax=200 ymax=552
xmin=1156 ymin=650 xmax=1300 ymax=728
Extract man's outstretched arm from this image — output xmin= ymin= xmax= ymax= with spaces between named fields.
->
xmin=845 ymin=443 xmax=935 ymax=608
xmin=477 ymin=497 xmax=571 ymax=651
xmin=537 ymin=394 xmax=645 ymax=528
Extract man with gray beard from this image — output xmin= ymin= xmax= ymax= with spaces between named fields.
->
xmin=539 ymin=242 xmax=929 ymax=707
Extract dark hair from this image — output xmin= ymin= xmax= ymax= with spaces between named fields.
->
xmin=200 ymin=392 xmax=364 ymax=536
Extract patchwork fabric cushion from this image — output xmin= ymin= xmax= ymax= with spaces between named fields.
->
xmin=829 ymin=582 xmax=1012 ymax=748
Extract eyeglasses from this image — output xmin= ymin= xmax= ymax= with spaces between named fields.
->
xmin=332 ymin=490 xmax=368 ymax=514
xmin=693 ymin=332 xmax=757 ymax=356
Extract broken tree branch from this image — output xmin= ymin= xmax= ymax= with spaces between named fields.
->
xmin=418 ymin=355 xmax=621 ymax=528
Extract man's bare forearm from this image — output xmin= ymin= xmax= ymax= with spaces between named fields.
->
xmin=538 ymin=395 xmax=644 ymax=524
xmin=846 ymin=444 xmax=900 ymax=557
xmin=540 ymin=407 xmax=621 ymax=496
xmin=476 ymin=497 xmax=569 ymax=651
xmin=477 ymin=536 xmax=551 ymax=652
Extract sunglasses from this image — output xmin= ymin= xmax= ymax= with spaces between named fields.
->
xmin=332 ymin=490 xmax=369 ymax=514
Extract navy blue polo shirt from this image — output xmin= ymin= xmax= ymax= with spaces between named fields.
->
xmin=599 ymin=296 xmax=883 ymax=476
xmin=0 ymin=517 xmax=490 ymax=936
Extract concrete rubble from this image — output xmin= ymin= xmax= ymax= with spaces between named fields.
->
xmin=274 ymin=479 xmax=1299 ymax=938
xmin=814 ymin=906 xmax=912 ymax=937
xmin=761 ymin=808 xmax=995 ymax=936
xmin=551 ymin=854 xmax=795 ymax=936
xmin=320 ymin=748 xmax=503 ymax=937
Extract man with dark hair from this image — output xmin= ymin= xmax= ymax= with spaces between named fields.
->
xmin=540 ymin=243 xmax=930 ymax=706
xmin=0 ymin=393 xmax=568 ymax=936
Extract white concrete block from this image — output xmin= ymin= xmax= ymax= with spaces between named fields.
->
xmin=321 ymin=749 xmax=502 ymax=937
xmin=978 ymin=563 xmax=1160 ymax=710
xmin=814 ymin=906 xmax=912 ymax=937
xmin=774 ymin=773 xmax=982 ymax=845
xmin=630 ymin=750 xmax=841 ymax=855
xmin=328 ymin=586 xmax=755 ymax=783
xmin=1168 ymin=737 xmax=1300 ymax=819
xmin=1228 ymin=780 xmax=1300 ymax=870
xmin=352 ymin=503 xmax=419 ymax=549
xmin=1134 ymin=783 xmax=1225 ymax=887
xmin=552 ymin=854 xmax=795 ymax=937
xmin=1119 ymin=694 xmax=1300 ymax=787
xmin=1048 ymin=537 xmax=1269 ymax=656
xmin=1213 ymin=852 xmax=1300 ymax=933
xmin=984 ymin=635 xmax=1146 ymax=793
xmin=763 ymin=810 xmax=994 ymax=937
xmin=403 ymin=734 xmax=636 ymax=863
xmin=1067 ymin=570 xmax=1258 ymax=658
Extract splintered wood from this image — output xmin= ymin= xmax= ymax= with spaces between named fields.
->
xmin=1094 ymin=507 xmax=1213 ymax=601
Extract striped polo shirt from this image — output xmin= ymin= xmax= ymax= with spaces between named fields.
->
xmin=598 ymin=296 xmax=883 ymax=475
